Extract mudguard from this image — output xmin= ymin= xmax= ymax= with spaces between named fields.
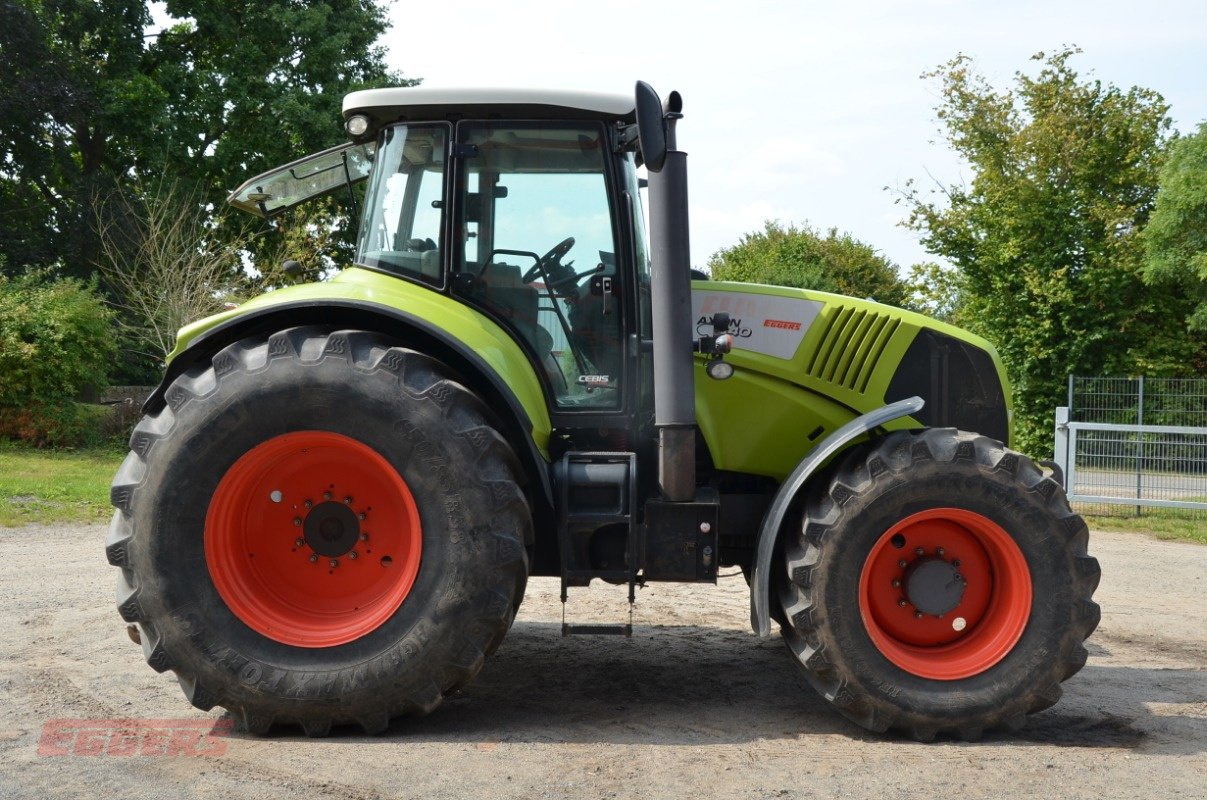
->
xmin=749 ymin=395 xmax=925 ymax=637
xmin=144 ymin=269 xmax=555 ymax=506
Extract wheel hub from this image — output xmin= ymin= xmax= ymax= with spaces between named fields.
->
xmin=303 ymin=501 xmax=360 ymax=557
xmin=903 ymin=557 xmax=965 ymax=616
xmin=858 ymin=508 xmax=1033 ymax=680
xmin=205 ymin=431 xmax=422 ymax=648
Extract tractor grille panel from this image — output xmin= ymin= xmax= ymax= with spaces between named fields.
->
xmin=806 ymin=306 xmax=900 ymax=393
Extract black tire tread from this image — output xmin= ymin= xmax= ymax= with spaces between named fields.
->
xmin=108 ymin=327 xmax=530 ymax=736
xmin=779 ymin=428 xmax=1101 ymax=741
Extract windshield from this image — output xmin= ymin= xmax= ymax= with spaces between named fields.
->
xmin=355 ymin=124 xmax=449 ymax=286
xmin=227 ymin=142 xmax=373 ymax=218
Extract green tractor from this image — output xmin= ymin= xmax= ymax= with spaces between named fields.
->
xmin=108 ymin=82 xmax=1099 ymax=741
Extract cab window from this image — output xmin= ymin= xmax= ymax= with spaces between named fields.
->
xmin=454 ymin=123 xmax=624 ymax=410
xmin=355 ymin=124 xmax=448 ymax=285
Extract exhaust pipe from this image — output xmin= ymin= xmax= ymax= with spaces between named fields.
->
xmin=638 ymin=83 xmax=695 ymax=502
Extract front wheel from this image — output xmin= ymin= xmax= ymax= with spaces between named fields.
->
xmin=107 ymin=328 xmax=531 ymax=735
xmin=778 ymin=428 xmax=1100 ymax=741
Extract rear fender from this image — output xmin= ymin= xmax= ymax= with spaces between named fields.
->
xmin=144 ymin=298 xmax=554 ymax=509
xmin=749 ymin=396 xmax=925 ymax=637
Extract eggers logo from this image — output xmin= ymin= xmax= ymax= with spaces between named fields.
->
xmin=763 ymin=319 xmax=802 ymax=331
xmin=38 ymin=718 xmax=233 ymax=757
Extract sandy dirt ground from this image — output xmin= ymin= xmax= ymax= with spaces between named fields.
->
xmin=0 ymin=524 xmax=1203 ymax=800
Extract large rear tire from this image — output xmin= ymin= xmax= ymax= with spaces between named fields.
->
xmin=107 ymin=327 xmax=530 ymax=735
xmin=778 ymin=428 xmax=1100 ymax=741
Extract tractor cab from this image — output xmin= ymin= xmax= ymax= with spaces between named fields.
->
xmin=230 ymin=89 xmax=654 ymax=416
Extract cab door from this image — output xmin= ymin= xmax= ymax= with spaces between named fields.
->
xmin=450 ymin=122 xmax=631 ymax=417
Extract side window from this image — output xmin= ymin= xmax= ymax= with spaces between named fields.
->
xmin=355 ymin=125 xmax=447 ymax=285
xmin=456 ymin=124 xmax=623 ymax=410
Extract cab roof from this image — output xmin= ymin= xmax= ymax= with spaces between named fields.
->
xmin=342 ymin=86 xmax=636 ymax=125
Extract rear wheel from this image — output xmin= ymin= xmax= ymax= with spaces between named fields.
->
xmin=778 ymin=428 xmax=1100 ymax=741
xmin=107 ymin=328 xmax=530 ymax=735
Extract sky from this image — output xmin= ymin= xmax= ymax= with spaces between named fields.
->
xmin=380 ymin=0 xmax=1207 ymax=273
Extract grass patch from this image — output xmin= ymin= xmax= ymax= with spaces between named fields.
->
xmin=1079 ymin=504 xmax=1207 ymax=545
xmin=0 ymin=441 xmax=125 ymax=526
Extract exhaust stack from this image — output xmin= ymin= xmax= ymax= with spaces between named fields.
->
xmin=637 ymin=83 xmax=695 ymax=502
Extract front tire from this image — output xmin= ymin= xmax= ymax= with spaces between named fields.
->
xmin=107 ymin=328 xmax=530 ymax=735
xmin=778 ymin=428 xmax=1100 ymax=741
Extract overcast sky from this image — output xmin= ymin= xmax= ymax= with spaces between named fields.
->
xmin=382 ymin=0 xmax=1207 ymax=273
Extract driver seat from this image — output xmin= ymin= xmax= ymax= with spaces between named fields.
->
xmin=477 ymin=261 xmax=539 ymax=333
xmin=475 ymin=261 xmax=567 ymax=393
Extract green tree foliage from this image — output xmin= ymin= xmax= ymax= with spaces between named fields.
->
xmin=0 ymin=272 xmax=116 ymax=446
xmin=0 ymin=0 xmax=405 ymax=280
xmin=901 ymin=49 xmax=1198 ymax=454
xmin=905 ymin=262 xmax=964 ymax=323
xmin=707 ymin=221 xmax=910 ymax=308
xmin=1144 ymin=122 xmax=1207 ymax=336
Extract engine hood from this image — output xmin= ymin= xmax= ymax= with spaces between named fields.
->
xmin=690 ymin=280 xmax=1012 ymax=479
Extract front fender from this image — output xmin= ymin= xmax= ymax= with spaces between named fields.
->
xmin=749 ymin=396 xmax=925 ymax=637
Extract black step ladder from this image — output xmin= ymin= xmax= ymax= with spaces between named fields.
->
xmin=556 ymin=452 xmax=638 ymax=636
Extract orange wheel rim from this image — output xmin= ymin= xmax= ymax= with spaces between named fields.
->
xmin=858 ymin=508 xmax=1032 ymax=680
xmin=205 ymin=431 xmax=422 ymax=648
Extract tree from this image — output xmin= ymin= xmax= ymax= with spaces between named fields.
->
xmin=900 ymin=48 xmax=1197 ymax=454
xmin=905 ymin=261 xmax=964 ymax=323
xmin=96 ymin=177 xmax=246 ymax=360
xmin=0 ymin=0 xmax=406 ymax=280
xmin=707 ymin=221 xmax=910 ymax=308
xmin=1144 ymin=122 xmax=1207 ymax=335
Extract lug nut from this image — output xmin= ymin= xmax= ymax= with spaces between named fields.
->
xmin=293 ymin=517 xmax=302 ymax=527
xmin=915 ymin=547 xmax=924 ymax=556
xmin=897 ymin=599 xmax=908 ymax=607
xmin=344 ymin=496 xmax=353 ymax=505
xmin=308 ymin=554 xmax=318 ymax=563
xmin=304 ymin=499 xmax=313 ymax=509
xmin=358 ymin=513 xmax=366 ymax=521
xmin=914 ymin=611 xmax=924 ymax=619
xmin=295 ymin=538 xmax=305 ymax=547
xmin=359 ymin=533 xmax=369 ymax=542
xmin=953 ymin=559 xmax=961 ymax=568
xmin=891 ymin=579 xmax=901 ymax=588
xmin=936 ymin=547 xmax=945 ymax=556
xmin=323 ymin=492 xmax=332 ymax=501
xmin=329 ymin=559 xmax=338 ymax=568
xmin=349 ymin=551 xmax=358 ymax=560
xmin=898 ymin=560 xmax=908 ymax=568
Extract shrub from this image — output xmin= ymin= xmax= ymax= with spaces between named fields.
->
xmin=0 ymin=272 xmax=116 ymax=446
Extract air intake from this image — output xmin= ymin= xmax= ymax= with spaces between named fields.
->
xmin=805 ymin=306 xmax=900 ymax=393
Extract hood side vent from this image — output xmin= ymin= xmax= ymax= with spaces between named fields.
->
xmin=807 ymin=306 xmax=900 ymax=393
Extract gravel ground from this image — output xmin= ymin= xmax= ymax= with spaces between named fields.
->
xmin=0 ymin=523 xmax=1203 ymax=800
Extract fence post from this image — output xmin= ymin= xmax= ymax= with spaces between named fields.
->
xmin=1136 ymin=375 xmax=1145 ymax=516
xmin=1054 ymin=406 xmax=1070 ymax=489
xmin=1067 ymin=375 xmax=1075 ymax=416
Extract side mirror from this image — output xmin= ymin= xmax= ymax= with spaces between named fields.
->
xmin=635 ymin=81 xmax=667 ymax=173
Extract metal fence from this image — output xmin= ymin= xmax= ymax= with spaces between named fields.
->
xmin=1055 ymin=376 xmax=1207 ymax=516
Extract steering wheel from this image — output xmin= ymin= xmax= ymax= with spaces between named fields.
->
xmin=522 ymin=236 xmax=576 ymax=284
